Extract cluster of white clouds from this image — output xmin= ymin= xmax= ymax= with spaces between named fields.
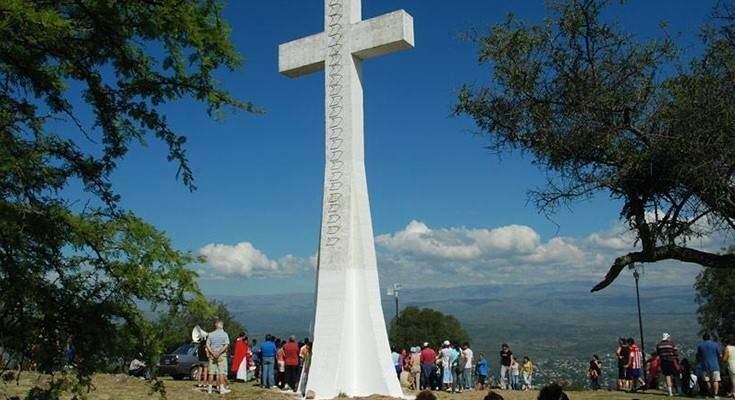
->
xmin=198 ymin=242 xmax=314 ymax=278
xmin=198 ymin=219 xmax=710 ymax=286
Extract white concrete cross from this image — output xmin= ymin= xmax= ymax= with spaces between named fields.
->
xmin=279 ymin=1 xmax=414 ymax=399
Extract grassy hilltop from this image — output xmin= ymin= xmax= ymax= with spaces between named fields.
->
xmin=0 ymin=373 xmax=671 ymax=400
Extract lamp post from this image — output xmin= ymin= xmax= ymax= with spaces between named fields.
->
xmin=386 ymin=283 xmax=402 ymax=322
xmin=630 ymin=263 xmax=647 ymax=383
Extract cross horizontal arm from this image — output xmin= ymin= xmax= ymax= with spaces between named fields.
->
xmin=351 ymin=10 xmax=414 ymax=61
xmin=278 ymin=10 xmax=414 ymax=79
xmin=278 ymin=32 xmax=326 ymax=78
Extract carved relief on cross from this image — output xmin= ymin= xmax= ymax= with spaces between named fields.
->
xmin=278 ymin=0 xmax=414 ymax=261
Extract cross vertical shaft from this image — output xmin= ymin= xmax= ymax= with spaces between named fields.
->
xmin=278 ymin=1 xmax=414 ymax=398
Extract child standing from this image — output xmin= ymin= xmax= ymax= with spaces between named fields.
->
xmin=510 ymin=356 xmax=520 ymax=390
xmin=476 ymin=352 xmax=489 ymax=390
xmin=521 ymin=356 xmax=535 ymax=390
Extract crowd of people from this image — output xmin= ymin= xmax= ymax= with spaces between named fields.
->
xmin=128 ymin=321 xmax=735 ymax=398
xmin=590 ymin=332 xmax=735 ymax=399
xmin=186 ymin=320 xmax=312 ymax=395
xmin=390 ymin=341 xmax=536 ymax=393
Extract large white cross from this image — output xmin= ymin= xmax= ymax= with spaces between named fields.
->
xmin=279 ymin=1 xmax=414 ymax=398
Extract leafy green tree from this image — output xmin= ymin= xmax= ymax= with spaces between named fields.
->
xmin=389 ymin=307 xmax=470 ymax=350
xmin=455 ymin=0 xmax=735 ymax=291
xmin=0 ymin=0 xmax=255 ymax=393
xmin=695 ymin=247 xmax=735 ymax=341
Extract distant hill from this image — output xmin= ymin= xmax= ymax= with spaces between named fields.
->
xmin=213 ymin=281 xmax=700 ymax=387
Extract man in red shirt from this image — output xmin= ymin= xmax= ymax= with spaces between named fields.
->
xmin=282 ymin=336 xmax=301 ymax=392
xmin=420 ymin=342 xmax=437 ymax=390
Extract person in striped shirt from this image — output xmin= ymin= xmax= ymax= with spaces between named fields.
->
xmin=626 ymin=338 xmax=643 ymax=392
xmin=656 ymin=332 xmax=680 ymax=397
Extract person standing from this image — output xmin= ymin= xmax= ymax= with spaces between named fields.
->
xmin=391 ymin=348 xmax=401 ymax=380
xmin=260 ymin=334 xmax=277 ymax=389
xmin=439 ymin=341 xmax=455 ymax=392
xmin=589 ymin=354 xmax=602 ymax=390
xmin=420 ymin=343 xmax=437 ymax=390
xmin=697 ymin=333 xmax=722 ymax=398
xmin=656 ymin=332 xmax=680 ymax=397
xmin=723 ymin=337 xmax=735 ymax=398
xmin=410 ymin=346 xmax=422 ymax=391
xmin=462 ymin=342 xmax=474 ymax=391
xmin=276 ymin=341 xmax=286 ymax=389
xmin=616 ymin=337 xmax=630 ymax=391
xmin=510 ymin=356 xmax=520 ymax=390
xmin=646 ymin=351 xmax=660 ymax=391
xmin=206 ymin=320 xmax=231 ymax=395
xmin=230 ymin=332 xmax=248 ymax=382
xmin=297 ymin=339 xmax=312 ymax=395
xmin=521 ymin=356 xmax=535 ymax=390
xmin=451 ymin=343 xmax=463 ymax=393
xmin=627 ymin=338 xmax=642 ymax=391
xmin=476 ymin=352 xmax=489 ymax=390
xmin=251 ymin=338 xmax=261 ymax=382
xmin=499 ymin=344 xmax=513 ymax=390
xmin=196 ymin=337 xmax=209 ymax=388
xmin=283 ymin=336 xmax=300 ymax=392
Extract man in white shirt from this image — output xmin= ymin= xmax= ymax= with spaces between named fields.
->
xmin=462 ymin=342 xmax=474 ymax=390
xmin=128 ymin=356 xmax=147 ymax=379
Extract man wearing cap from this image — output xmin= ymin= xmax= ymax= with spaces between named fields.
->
xmin=420 ymin=343 xmax=437 ymax=390
xmin=656 ymin=333 xmax=680 ymax=397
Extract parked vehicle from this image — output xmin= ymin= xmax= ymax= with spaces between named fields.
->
xmin=157 ymin=343 xmax=203 ymax=380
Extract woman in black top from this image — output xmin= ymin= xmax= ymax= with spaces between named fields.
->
xmin=196 ymin=338 xmax=209 ymax=387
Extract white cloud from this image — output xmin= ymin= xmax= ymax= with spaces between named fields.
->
xmin=198 ymin=219 xmax=710 ymax=287
xmin=199 ymin=242 xmax=311 ymax=278
xmin=374 ymin=220 xmax=702 ymax=286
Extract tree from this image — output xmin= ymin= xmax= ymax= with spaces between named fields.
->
xmin=454 ymin=0 xmax=735 ymax=292
xmin=389 ymin=307 xmax=470 ymax=350
xmin=0 ymin=0 xmax=255 ymax=392
xmin=695 ymin=247 xmax=735 ymax=341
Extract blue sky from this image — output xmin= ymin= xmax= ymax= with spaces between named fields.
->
xmin=85 ymin=0 xmax=717 ymax=295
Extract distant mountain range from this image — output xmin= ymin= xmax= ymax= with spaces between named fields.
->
xmin=213 ymin=281 xmax=701 ymax=386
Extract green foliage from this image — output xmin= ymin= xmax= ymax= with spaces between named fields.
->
xmin=388 ymin=307 xmax=470 ymax=350
xmin=695 ymin=247 xmax=735 ymax=341
xmin=455 ymin=0 xmax=735 ymax=291
xmin=0 ymin=0 xmax=256 ymax=397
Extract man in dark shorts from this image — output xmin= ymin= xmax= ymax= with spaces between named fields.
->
xmin=656 ymin=332 xmax=680 ymax=397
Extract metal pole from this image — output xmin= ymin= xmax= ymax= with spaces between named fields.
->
xmin=634 ymin=269 xmax=647 ymax=383
xmin=395 ymin=293 xmax=399 ymax=321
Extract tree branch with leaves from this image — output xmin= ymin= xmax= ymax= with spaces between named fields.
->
xmin=0 ymin=0 xmax=257 ymax=396
xmin=455 ymin=0 xmax=735 ymax=292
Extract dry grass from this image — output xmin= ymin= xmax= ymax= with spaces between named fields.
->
xmin=1 ymin=373 xmax=671 ymax=399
